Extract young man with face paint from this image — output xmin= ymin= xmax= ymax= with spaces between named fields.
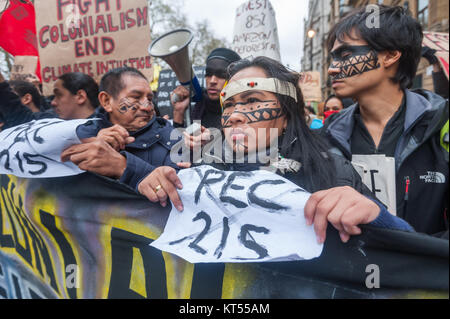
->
xmin=321 ymin=5 xmax=449 ymax=238
xmin=61 ymin=67 xmax=180 ymax=193
xmin=171 ymin=48 xmax=241 ymax=130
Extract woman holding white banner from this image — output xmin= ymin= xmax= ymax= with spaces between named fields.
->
xmin=137 ymin=56 xmax=414 ymax=244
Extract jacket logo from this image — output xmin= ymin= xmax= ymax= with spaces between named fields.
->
xmin=419 ymin=172 xmax=446 ymax=184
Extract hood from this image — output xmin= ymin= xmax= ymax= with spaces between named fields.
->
xmin=325 ymin=89 xmax=448 ymax=164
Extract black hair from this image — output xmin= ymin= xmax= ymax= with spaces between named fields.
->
xmin=327 ymin=5 xmax=423 ymax=90
xmin=99 ymin=67 xmax=147 ymax=98
xmin=228 ymin=56 xmax=336 ymax=192
xmin=9 ymin=80 xmax=42 ymax=109
xmin=324 ymin=94 xmax=343 ymax=105
xmin=58 ymin=72 xmax=99 ymax=108
xmin=306 ymin=105 xmax=316 ymax=115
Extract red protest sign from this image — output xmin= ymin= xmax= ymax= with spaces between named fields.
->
xmin=0 ymin=0 xmax=41 ymax=80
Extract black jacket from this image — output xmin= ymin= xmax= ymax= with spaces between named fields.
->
xmin=197 ymin=150 xmax=414 ymax=232
xmin=76 ymin=108 xmax=180 ymax=191
xmin=321 ymin=89 xmax=449 ymax=237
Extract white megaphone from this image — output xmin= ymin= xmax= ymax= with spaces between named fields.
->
xmin=149 ymin=29 xmax=202 ymax=125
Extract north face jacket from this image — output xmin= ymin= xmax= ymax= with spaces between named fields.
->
xmin=321 ymin=89 xmax=449 ymax=238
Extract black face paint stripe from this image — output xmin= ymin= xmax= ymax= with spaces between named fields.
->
xmin=223 ymin=99 xmax=277 ymax=110
xmin=331 ymin=50 xmax=380 ymax=80
xmin=222 ymin=107 xmax=283 ymax=128
xmin=118 ymin=98 xmax=151 ymax=114
xmin=330 ymin=45 xmax=374 ymax=61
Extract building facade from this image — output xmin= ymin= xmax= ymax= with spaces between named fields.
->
xmin=301 ymin=0 xmax=449 ymax=102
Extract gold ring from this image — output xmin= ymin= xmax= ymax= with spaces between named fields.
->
xmin=154 ymin=184 xmax=162 ymax=193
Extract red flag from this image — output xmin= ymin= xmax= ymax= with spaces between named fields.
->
xmin=0 ymin=0 xmax=41 ymax=80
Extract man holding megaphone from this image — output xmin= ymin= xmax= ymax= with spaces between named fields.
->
xmin=171 ymin=48 xmax=241 ymax=130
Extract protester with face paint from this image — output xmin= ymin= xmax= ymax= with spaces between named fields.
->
xmin=138 ymin=56 xmax=414 ymax=244
xmin=61 ymin=67 xmax=180 ymax=193
xmin=171 ymin=48 xmax=241 ymax=131
xmin=321 ymin=5 xmax=449 ymax=238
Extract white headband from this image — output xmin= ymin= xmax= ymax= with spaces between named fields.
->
xmin=220 ymin=77 xmax=298 ymax=105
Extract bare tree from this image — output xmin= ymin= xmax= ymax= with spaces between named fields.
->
xmin=148 ymin=0 xmax=229 ymax=67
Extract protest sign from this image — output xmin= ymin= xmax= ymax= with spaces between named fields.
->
xmin=155 ymin=66 xmax=205 ymax=118
xmin=352 ymin=155 xmax=397 ymax=215
xmin=10 ymin=55 xmax=39 ymax=82
xmin=423 ymin=32 xmax=449 ymax=79
xmin=299 ymin=71 xmax=322 ymax=103
xmin=0 ymin=172 xmax=448 ymax=299
xmin=34 ymin=0 xmax=153 ymax=95
xmin=151 ymin=166 xmax=322 ymax=263
xmin=0 ymin=118 xmax=91 ymax=178
xmin=232 ymin=0 xmax=281 ymax=61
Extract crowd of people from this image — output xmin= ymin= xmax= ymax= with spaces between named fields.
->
xmin=0 ymin=4 xmax=448 ymax=242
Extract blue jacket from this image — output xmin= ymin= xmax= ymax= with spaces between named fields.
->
xmin=76 ymin=108 xmax=180 ymax=191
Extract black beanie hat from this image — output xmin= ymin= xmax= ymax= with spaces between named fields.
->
xmin=206 ymin=48 xmax=241 ymax=65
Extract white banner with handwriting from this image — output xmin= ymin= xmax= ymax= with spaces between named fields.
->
xmin=151 ymin=165 xmax=323 ymax=263
xmin=0 ymin=118 xmax=90 ymax=178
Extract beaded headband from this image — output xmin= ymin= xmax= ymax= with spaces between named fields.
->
xmin=220 ymin=77 xmax=298 ymax=107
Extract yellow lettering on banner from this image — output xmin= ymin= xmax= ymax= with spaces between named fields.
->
xmin=1 ymin=177 xmax=44 ymax=277
xmin=162 ymin=251 xmax=194 ymax=299
xmin=97 ymin=210 xmax=197 ymax=299
xmin=29 ymin=184 xmax=81 ymax=299
xmin=97 ymin=210 xmax=162 ymax=298
xmin=98 ymin=224 xmax=113 ymax=299
xmin=129 ymin=247 xmax=147 ymax=298
xmin=221 ymin=264 xmax=256 ymax=299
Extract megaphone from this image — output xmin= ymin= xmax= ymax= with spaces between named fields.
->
xmin=149 ymin=29 xmax=194 ymax=84
xmin=149 ymin=29 xmax=202 ymax=125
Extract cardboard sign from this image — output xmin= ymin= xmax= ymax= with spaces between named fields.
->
xmin=10 ymin=55 xmax=39 ymax=82
xmin=352 ymin=154 xmax=397 ymax=215
xmin=151 ymin=166 xmax=322 ymax=263
xmin=299 ymin=71 xmax=322 ymax=102
xmin=232 ymin=0 xmax=281 ymax=61
xmin=423 ymin=32 xmax=449 ymax=79
xmin=155 ymin=66 xmax=205 ymax=118
xmin=34 ymin=0 xmax=153 ymax=95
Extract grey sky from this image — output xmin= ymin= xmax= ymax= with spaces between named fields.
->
xmin=183 ymin=0 xmax=309 ymax=71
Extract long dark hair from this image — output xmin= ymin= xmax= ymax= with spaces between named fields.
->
xmin=228 ymin=56 xmax=336 ymax=192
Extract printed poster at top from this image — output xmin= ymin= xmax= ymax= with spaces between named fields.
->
xmin=232 ymin=0 xmax=281 ymax=62
xmin=34 ymin=0 xmax=153 ymax=95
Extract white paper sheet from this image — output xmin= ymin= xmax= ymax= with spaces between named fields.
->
xmin=151 ymin=165 xmax=323 ymax=264
xmin=0 ymin=118 xmax=92 ymax=178
xmin=352 ymin=154 xmax=397 ymax=215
